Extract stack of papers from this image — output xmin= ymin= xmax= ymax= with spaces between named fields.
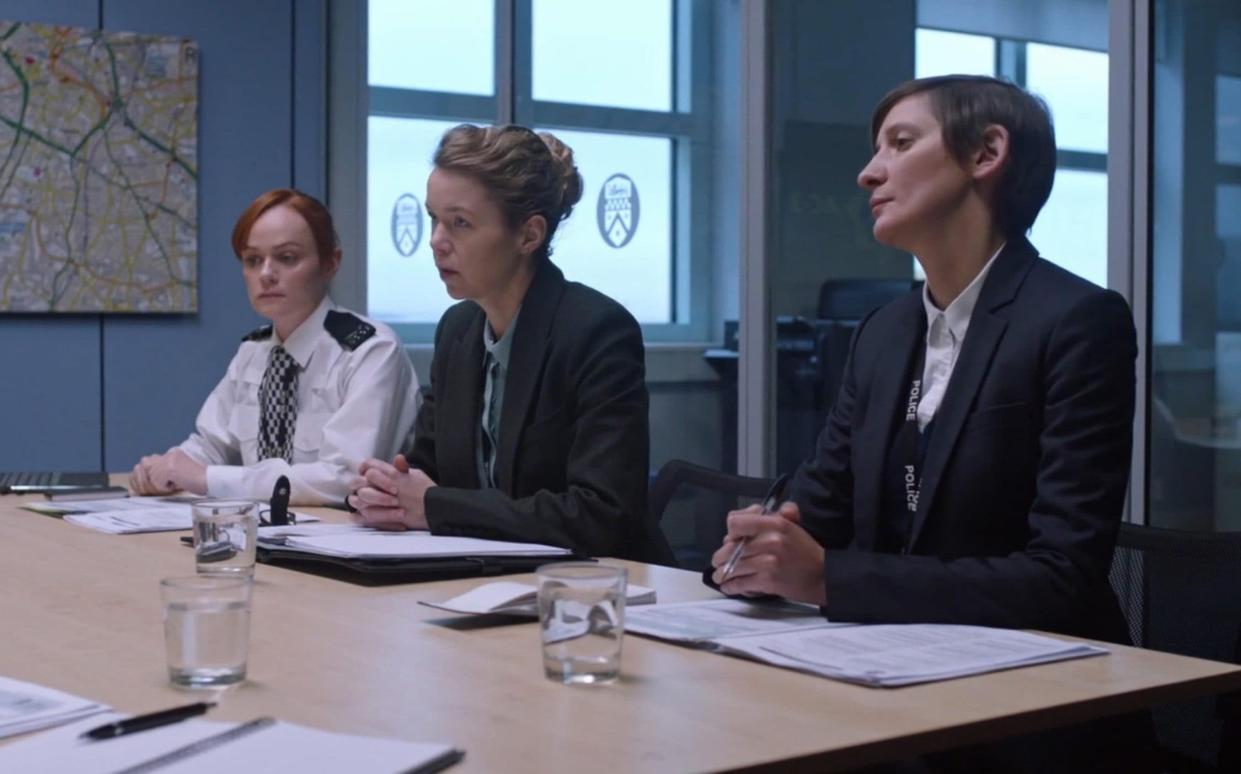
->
xmin=627 ymin=600 xmax=1108 ymax=687
xmin=0 ymin=676 xmax=108 ymax=740
xmin=260 ymin=526 xmax=573 ymax=560
xmin=420 ymin=580 xmax=656 ymax=616
xmin=0 ymin=713 xmax=462 ymax=773
xmin=23 ymin=497 xmax=315 ymax=534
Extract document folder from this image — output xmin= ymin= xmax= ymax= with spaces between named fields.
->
xmin=256 ymin=527 xmax=586 ymax=584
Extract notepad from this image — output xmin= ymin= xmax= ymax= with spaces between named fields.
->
xmin=0 ymin=713 xmax=462 ymax=773
xmin=626 ymin=599 xmax=1109 ymax=687
xmin=419 ymin=580 xmax=657 ymax=616
xmin=0 ymin=675 xmax=109 ymax=740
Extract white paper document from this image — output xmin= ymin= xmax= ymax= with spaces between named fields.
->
xmin=625 ymin=600 xmax=1108 ymax=687
xmin=25 ymin=495 xmax=183 ymax=515
xmin=626 ymin=598 xmax=841 ymax=643
xmin=263 ymin=529 xmax=573 ymax=559
xmin=23 ymin=497 xmax=316 ymax=534
xmin=0 ymin=713 xmax=462 ymax=773
xmin=420 ymin=580 xmax=656 ymax=616
xmin=0 ymin=675 xmax=109 ymax=740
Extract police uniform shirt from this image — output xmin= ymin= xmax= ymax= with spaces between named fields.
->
xmin=916 ymin=243 xmax=1004 ymax=430
xmin=178 ymin=296 xmax=421 ymax=504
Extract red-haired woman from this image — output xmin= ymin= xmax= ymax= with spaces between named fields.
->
xmin=130 ymin=189 xmax=421 ymax=505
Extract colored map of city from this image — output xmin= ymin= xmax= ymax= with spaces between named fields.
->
xmin=0 ymin=21 xmax=197 ymax=312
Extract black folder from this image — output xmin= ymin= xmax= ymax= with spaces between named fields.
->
xmin=256 ymin=543 xmax=589 ymax=586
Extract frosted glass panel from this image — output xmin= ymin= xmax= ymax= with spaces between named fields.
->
xmin=1028 ymin=169 xmax=1107 ymax=287
xmin=369 ymin=0 xmax=494 ymax=95
xmin=367 ymin=116 xmax=465 ymax=323
xmin=537 ymin=128 xmax=672 ymax=323
xmin=1026 ymin=43 xmax=1108 ymax=153
xmin=915 ymin=28 xmax=995 ymax=78
xmin=533 ymin=0 xmax=672 ymax=111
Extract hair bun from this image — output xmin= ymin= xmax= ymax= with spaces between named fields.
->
xmin=538 ymin=131 xmax=583 ymax=219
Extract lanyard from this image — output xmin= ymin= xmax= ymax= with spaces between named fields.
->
xmin=891 ymin=340 xmax=934 ymax=552
xmin=899 ymin=346 xmax=927 ymax=516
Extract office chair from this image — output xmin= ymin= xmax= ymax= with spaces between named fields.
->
xmin=649 ymin=459 xmax=775 ymax=570
xmin=814 ymin=279 xmax=917 ymax=438
xmin=1108 ymin=523 xmax=1241 ymax=773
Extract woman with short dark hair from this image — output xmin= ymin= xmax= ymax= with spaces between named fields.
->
xmin=710 ymin=75 xmax=1137 ymax=641
xmin=708 ymin=72 xmax=1148 ymax=771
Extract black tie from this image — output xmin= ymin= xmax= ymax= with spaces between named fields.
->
xmin=257 ymin=345 xmax=298 ymax=463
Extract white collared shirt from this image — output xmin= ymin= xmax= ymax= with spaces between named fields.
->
xmin=916 ymin=244 xmax=1005 ymax=430
xmin=178 ymin=296 xmax=421 ymax=504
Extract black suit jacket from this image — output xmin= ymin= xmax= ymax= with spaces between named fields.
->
xmin=794 ymin=238 xmax=1137 ymax=642
xmin=405 ymin=260 xmax=671 ymax=563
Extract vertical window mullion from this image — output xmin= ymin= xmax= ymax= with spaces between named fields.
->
xmin=496 ymin=0 xmax=515 ymax=124
xmin=513 ymin=0 xmax=533 ymax=126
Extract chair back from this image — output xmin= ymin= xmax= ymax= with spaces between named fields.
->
xmin=1108 ymin=523 xmax=1241 ymax=771
xmin=649 ymin=460 xmax=775 ymax=570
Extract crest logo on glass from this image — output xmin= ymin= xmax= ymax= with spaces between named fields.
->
xmin=597 ymin=173 xmax=639 ymax=248
xmin=391 ymin=193 xmax=423 ymax=257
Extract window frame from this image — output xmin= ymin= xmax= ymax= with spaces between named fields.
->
xmin=917 ymin=26 xmax=1110 ymax=178
xmin=331 ymin=0 xmax=721 ymax=343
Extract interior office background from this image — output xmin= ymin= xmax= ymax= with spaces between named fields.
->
xmin=0 ymin=0 xmax=1237 ymax=541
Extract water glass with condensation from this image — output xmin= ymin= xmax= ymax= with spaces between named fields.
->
xmin=537 ymin=563 xmax=627 ymax=685
xmin=191 ymin=499 xmax=257 ymax=576
xmin=160 ymin=575 xmax=252 ymax=688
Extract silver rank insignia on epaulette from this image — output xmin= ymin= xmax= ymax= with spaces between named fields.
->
xmin=324 ymin=310 xmax=376 ymax=351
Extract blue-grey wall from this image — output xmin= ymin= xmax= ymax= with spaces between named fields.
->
xmin=0 ymin=0 xmax=324 ymax=472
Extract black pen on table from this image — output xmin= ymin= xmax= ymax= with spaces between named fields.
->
xmin=80 ymin=701 xmax=215 ymax=741
xmin=721 ymin=472 xmax=792 ymax=581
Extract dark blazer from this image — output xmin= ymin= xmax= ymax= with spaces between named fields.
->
xmin=793 ymin=238 xmax=1137 ymax=642
xmin=405 ymin=259 xmax=672 ymax=564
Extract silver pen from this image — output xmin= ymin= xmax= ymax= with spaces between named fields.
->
xmin=721 ymin=473 xmax=791 ymax=581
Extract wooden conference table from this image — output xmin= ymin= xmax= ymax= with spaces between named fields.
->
xmin=3 ymin=490 xmax=1241 ymax=773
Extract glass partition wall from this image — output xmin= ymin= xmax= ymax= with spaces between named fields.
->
xmin=1149 ymin=0 xmax=1241 ymax=532
xmin=764 ymin=0 xmax=1110 ymax=475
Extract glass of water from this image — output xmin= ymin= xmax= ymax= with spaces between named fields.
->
xmin=537 ymin=563 xmax=627 ymax=685
xmin=160 ymin=575 xmax=252 ymax=688
xmin=192 ymin=499 xmax=257 ymax=576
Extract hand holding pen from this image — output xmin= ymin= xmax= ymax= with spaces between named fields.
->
xmin=721 ymin=473 xmax=792 ymax=580
xmin=712 ymin=473 xmax=828 ymax=606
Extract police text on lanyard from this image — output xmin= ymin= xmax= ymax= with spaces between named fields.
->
xmin=896 ymin=343 xmax=934 ymax=550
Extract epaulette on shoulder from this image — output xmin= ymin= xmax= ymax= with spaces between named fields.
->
xmin=242 ymin=324 xmax=273 ymax=342
xmin=325 ymin=310 xmax=376 ymax=351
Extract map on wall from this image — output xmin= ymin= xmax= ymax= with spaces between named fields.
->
xmin=0 ymin=20 xmax=198 ymax=313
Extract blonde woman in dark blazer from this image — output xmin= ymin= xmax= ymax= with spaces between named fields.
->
xmin=350 ymin=125 xmax=670 ymax=563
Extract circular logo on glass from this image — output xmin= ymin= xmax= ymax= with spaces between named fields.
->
xmin=391 ymin=194 xmax=423 ymax=257
xmin=597 ymin=173 xmax=639 ymax=248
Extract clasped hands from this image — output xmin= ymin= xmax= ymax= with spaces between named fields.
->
xmin=131 ymin=448 xmax=207 ymax=496
xmin=709 ymin=501 xmax=828 ymax=607
xmin=348 ymin=454 xmax=437 ymax=530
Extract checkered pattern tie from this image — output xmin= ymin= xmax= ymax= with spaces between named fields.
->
xmin=257 ymin=345 xmax=299 ymax=463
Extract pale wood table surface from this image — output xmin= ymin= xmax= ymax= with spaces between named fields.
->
xmin=3 ymin=490 xmax=1241 ymax=772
